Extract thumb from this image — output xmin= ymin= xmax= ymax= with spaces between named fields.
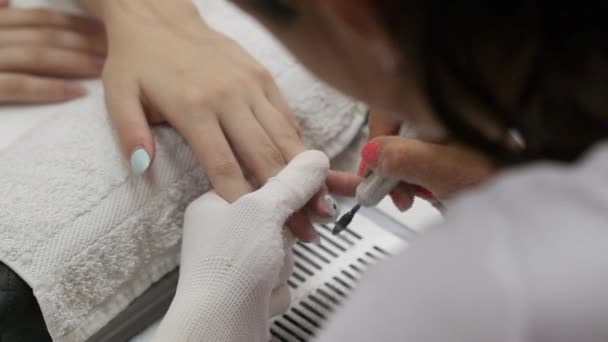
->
xmin=252 ymin=150 xmax=329 ymax=221
xmin=104 ymin=74 xmax=155 ymax=176
xmin=361 ymin=137 xmax=496 ymax=200
xmin=0 ymin=0 xmax=9 ymax=7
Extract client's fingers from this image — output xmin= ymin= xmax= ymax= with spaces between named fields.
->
xmin=178 ymin=113 xmax=253 ymax=202
xmin=0 ymin=72 xmax=86 ymax=103
xmin=264 ymin=78 xmax=301 ymax=132
xmin=218 ymin=101 xmax=287 ymax=184
xmin=0 ymin=46 xmax=103 ymax=77
xmin=253 ymin=150 xmax=329 ymax=221
xmin=307 ymin=184 xmax=338 ymax=222
xmin=258 ymin=87 xmax=337 ymax=221
xmin=0 ymin=28 xmax=107 ymax=55
xmin=0 ymin=8 xmax=103 ymax=32
xmin=103 ymin=75 xmax=155 ymax=175
xmin=326 ymin=170 xmax=363 ymax=197
xmin=287 ymin=211 xmax=319 ymax=243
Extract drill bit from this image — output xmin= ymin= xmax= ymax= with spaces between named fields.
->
xmin=332 ymin=204 xmax=361 ymax=235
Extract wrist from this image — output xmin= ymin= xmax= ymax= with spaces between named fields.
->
xmin=179 ymin=258 xmax=275 ymax=296
xmin=98 ymin=0 xmax=208 ymax=31
xmin=156 ymin=274 xmax=272 ymax=341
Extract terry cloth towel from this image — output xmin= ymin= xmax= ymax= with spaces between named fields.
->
xmin=0 ymin=1 xmax=366 ymax=341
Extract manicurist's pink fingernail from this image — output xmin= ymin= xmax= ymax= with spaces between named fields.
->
xmin=361 ymin=141 xmax=381 ymax=166
xmin=415 ymin=186 xmax=436 ymax=200
xmin=357 ymin=160 xmax=367 ymax=176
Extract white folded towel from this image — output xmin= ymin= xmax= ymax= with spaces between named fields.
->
xmin=0 ymin=1 xmax=366 ymax=341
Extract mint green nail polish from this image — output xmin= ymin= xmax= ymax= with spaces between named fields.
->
xmin=130 ymin=148 xmax=150 ymax=175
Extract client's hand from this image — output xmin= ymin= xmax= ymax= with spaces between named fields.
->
xmin=153 ymin=150 xmax=329 ymax=342
xmin=95 ymin=0 xmax=333 ymax=242
xmin=0 ymin=2 xmax=106 ymax=104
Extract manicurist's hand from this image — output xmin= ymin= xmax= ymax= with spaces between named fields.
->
xmin=360 ymin=135 xmax=497 ymax=207
xmin=0 ymin=1 xmax=105 ymax=104
xmin=83 ymin=0 xmax=333 ymax=241
xmin=153 ymin=151 xmax=329 ymax=342
xmin=332 ymin=111 xmax=496 ymax=210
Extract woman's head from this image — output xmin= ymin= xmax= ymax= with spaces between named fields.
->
xmin=233 ymin=0 xmax=608 ymax=163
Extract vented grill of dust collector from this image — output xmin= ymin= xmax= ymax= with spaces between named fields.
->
xmin=269 ymin=211 xmax=411 ymax=342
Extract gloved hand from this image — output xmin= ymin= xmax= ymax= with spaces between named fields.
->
xmin=153 ymin=150 xmax=330 ymax=342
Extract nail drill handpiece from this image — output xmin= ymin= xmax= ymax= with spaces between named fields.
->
xmin=333 ymin=124 xmax=415 ymax=235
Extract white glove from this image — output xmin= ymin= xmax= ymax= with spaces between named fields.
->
xmin=153 ymin=150 xmax=330 ymax=342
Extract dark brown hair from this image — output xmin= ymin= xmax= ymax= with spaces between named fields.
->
xmin=375 ymin=1 xmax=608 ymax=163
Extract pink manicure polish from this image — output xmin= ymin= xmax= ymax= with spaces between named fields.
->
xmin=415 ymin=186 xmax=436 ymax=201
xmin=361 ymin=141 xmax=381 ymax=166
xmin=357 ymin=160 xmax=367 ymax=176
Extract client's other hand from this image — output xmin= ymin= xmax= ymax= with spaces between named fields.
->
xmin=0 ymin=1 xmax=106 ymax=104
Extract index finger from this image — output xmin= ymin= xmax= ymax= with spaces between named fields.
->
xmin=176 ymin=112 xmax=253 ymax=203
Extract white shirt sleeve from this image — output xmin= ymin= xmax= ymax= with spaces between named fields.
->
xmin=316 ymin=144 xmax=608 ymax=342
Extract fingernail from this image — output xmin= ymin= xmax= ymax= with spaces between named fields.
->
xmin=357 ymin=160 xmax=367 ymax=176
xmin=130 ymin=148 xmax=151 ymax=175
xmin=321 ymin=194 xmax=340 ymax=220
xmin=95 ymin=58 xmax=106 ymax=71
xmin=361 ymin=141 xmax=381 ymax=166
xmin=415 ymin=186 xmax=436 ymax=200
xmin=64 ymin=83 xmax=87 ymax=97
xmin=390 ymin=191 xmax=410 ymax=212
